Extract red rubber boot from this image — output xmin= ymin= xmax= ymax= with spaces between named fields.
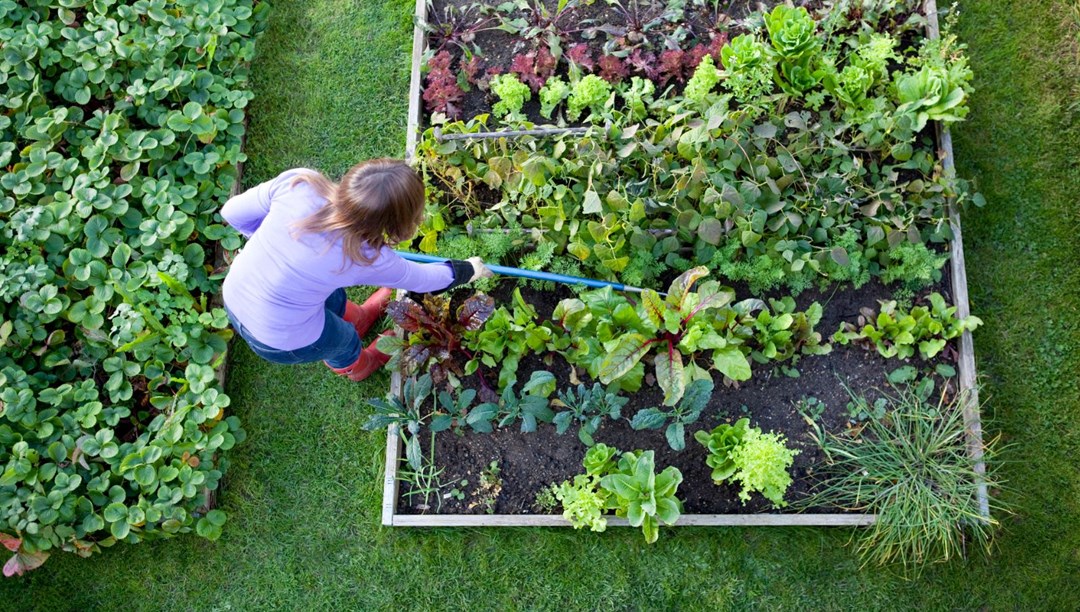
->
xmin=342 ymin=288 xmax=393 ymax=338
xmin=327 ymin=331 xmax=394 ymax=382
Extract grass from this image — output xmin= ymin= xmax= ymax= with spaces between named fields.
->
xmin=5 ymin=0 xmax=1080 ymax=608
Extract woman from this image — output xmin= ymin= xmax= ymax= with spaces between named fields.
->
xmin=220 ymin=159 xmax=489 ymax=382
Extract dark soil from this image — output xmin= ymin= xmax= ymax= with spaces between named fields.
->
xmin=398 ymin=271 xmax=959 ymax=515
xmin=429 ymin=0 xmax=783 ymax=126
xmin=426 ymin=0 xmax=906 ymax=126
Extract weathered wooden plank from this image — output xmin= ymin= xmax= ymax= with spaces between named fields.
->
xmin=382 ymin=290 xmax=407 ymax=527
xmin=392 ymin=514 xmax=877 ymax=528
xmin=404 ymin=0 xmax=428 ymax=162
xmin=923 ymin=0 xmax=990 ymax=519
xmin=434 ymin=126 xmax=591 ymax=141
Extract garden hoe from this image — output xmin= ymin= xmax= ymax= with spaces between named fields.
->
xmin=395 ymin=251 xmax=663 ymax=295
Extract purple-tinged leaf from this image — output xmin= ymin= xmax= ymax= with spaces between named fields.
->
xmin=457 ymin=294 xmax=495 ymax=330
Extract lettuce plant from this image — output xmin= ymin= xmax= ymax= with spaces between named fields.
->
xmin=694 ymin=417 xmax=751 ymax=482
xmin=719 ymin=34 xmax=775 ymax=102
xmin=621 ymin=76 xmax=655 ymax=121
xmin=600 ymin=449 xmax=683 ymax=544
xmin=539 ymin=76 xmax=572 ymax=119
xmin=510 ymin=47 xmax=558 ymax=92
xmin=833 ymin=293 xmax=982 ymax=360
xmin=683 ymin=54 xmax=722 ymax=104
xmin=893 ymin=64 xmax=969 ymax=131
xmin=491 ymin=73 xmax=532 ymax=119
xmin=763 ymin=5 xmax=821 ymax=94
xmin=554 ymin=474 xmax=609 ymax=531
xmin=554 ymin=444 xmax=683 ymax=543
xmin=630 ymin=379 xmax=714 ymax=451
xmin=729 ymin=429 xmax=799 ymax=507
xmin=423 ymin=50 xmax=466 ymax=119
xmin=567 ymin=74 xmax=612 ymax=121
xmin=553 ymin=444 xmax=618 ymax=531
xmin=696 ymin=418 xmax=798 ymax=507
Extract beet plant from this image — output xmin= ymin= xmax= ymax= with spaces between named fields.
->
xmin=378 ymin=293 xmax=495 ymax=388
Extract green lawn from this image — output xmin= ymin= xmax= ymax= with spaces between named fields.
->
xmin=6 ymin=0 xmax=1080 ymax=609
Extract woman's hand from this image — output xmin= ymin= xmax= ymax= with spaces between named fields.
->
xmin=467 ymin=257 xmax=494 ymax=282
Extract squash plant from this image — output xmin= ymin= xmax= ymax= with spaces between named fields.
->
xmin=0 ymin=0 xmax=265 ymax=572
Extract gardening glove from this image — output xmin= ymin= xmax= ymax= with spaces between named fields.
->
xmin=467 ymin=256 xmax=494 ymax=281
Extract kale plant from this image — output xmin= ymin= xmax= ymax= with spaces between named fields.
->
xmin=630 ymin=378 xmax=714 ymax=451
xmin=552 ymin=383 xmax=629 ymax=446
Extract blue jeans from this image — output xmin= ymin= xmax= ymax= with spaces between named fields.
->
xmin=226 ymin=288 xmax=361 ymax=368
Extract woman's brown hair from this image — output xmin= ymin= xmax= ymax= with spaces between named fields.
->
xmin=290 ymin=159 xmax=425 ymax=265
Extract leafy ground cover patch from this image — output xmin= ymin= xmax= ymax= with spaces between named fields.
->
xmin=0 ymin=1 xmax=265 ymax=573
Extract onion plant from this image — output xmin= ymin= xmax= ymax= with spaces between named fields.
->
xmin=804 ymin=383 xmax=1005 ymax=572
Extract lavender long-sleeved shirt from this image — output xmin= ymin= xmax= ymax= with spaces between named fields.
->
xmin=221 ymin=168 xmax=454 ymax=350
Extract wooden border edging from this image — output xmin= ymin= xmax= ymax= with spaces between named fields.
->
xmin=924 ymin=0 xmax=990 ymax=520
xmin=403 ymin=0 xmax=428 ymax=161
xmin=435 ymin=127 xmax=591 ymax=141
xmin=391 ymin=514 xmax=877 ymax=527
xmin=381 ymin=0 xmax=986 ymax=528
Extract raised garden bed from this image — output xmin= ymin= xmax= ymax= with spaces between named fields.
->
xmin=376 ymin=0 xmax=990 ymax=546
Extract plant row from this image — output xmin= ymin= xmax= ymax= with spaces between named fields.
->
xmin=416 ymin=3 xmax=982 ymax=294
xmin=368 ymin=359 xmax=998 ymax=569
xmin=0 ymin=1 xmax=266 ymax=574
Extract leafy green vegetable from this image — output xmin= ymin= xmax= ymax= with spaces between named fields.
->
xmin=539 ymin=76 xmax=571 ymax=119
xmin=363 ymin=374 xmax=434 ymax=470
xmin=630 ymin=378 xmax=714 ymax=451
xmin=599 ymin=450 xmax=683 ymax=544
xmin=894 ymin=64 xmax=969 ymax=131
xmin=684 ymin=55 xmax=722 ymax=103
xmin=552 ymin=383 xmax=629 ymax=446
xmin=696 ymin=417 xmax=798 ymax=507
xmin=567 ymin=74 xmax=612 ymax=121
xmin=728 ymin=428 xmax=799 ymax=507
xmin=491 ymin=73 xmax=532 ymax=118
xmin=693 ymin=417 xmax=751 ymax=482
xmin=554 ymin=474 xmax=608 ymax=532
xmin=380 ymin=293 xmax=495 ymax=387
xmin=833 ymin=293 xmax=982 ymax=360
xmin=720 ymin=34 xmax=775 ymax=102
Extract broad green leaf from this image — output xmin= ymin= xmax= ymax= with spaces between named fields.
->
xmin=712 ymin=347 xmax=752 ymax=381
xmin=599 ymin=334 xmax=652 ymax=384
xmin=654 ymin=350 xmax=685 ymax=407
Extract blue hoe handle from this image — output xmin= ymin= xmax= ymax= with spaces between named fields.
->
xmin=394 ymin=251 xmax=640 ymax=293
